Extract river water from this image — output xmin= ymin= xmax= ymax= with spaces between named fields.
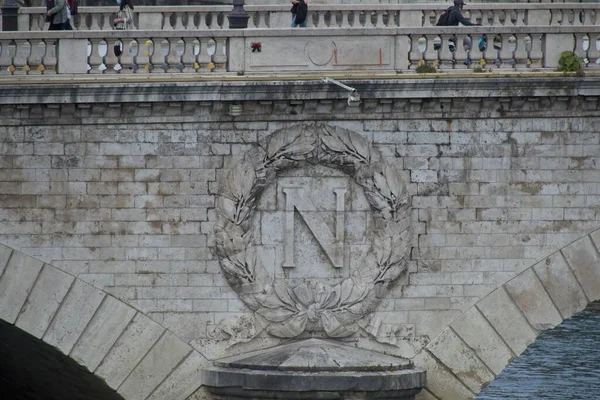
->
xmin=477 ymin=302 xmax=600 ymax=400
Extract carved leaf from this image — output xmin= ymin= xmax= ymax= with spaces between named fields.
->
xmin=363 ymin=189 xmax=389 ymax=212
xmin=321 ymin=134 xmax=348 ymax=154
xmin=266 ymin=313 xmax=308 ymax=338
xmin=256 ymin=307 xmax=297 ymax=323
xmin=216 ymin=196 xmax=238 ymax=223
xmin=383 ymin=164 xmax=404 ymax=201
xmin=373 ymin=170 xmax=393 ymax=201
xmin=266 ymin=130 xmax=315 ymax=162
xmin=293 ymin=282 xmax=315 ymax=307
xmin=314 ymin=282 xmax=334 ymax=307
xmin=220 ymin=258 xmax=249 ymax=281
xmin=347 ymin=131 xmax=371 ymax=163
xmin=228 ymin=161 xmax=256 ymax=202
xmin=321 ymin=311 xmax=358 ymax=337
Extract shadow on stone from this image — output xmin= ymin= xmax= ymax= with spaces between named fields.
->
xmin=0 ymin=319 xmax=124 ymax=400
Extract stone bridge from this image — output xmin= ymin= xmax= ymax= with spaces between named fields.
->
xmin=2 ymin=5 xmax=600 ymax=400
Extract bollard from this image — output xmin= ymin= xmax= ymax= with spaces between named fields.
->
xmin=227 ymin=0 xmax=249 ymax=29
xmin=1 ymin=0 xmax=20 ymax=31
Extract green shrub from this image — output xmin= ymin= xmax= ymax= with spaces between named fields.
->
xmin=415 ymin=62 xmax=437 ymax=73
xmin=557 ymin=51 xmax=583 ymax=73
xmin=473 ymin=66 xmax=484 ymax=73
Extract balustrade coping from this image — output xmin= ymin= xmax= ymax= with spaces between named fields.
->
xmin=0 ymin=26 xmax=598 ymax=39
xmin=16 ymin=3 xmax=600 ymax=13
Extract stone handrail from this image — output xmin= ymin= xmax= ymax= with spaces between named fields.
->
xmin=14 ymin=3 xmax=600 ymax=31
xmin=0 ymin=26 xmax=598 ymax=76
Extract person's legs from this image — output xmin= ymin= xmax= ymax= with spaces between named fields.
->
xmin=291 ymin=14 xmax=298 ymax=27
xmin=299 ymin=19 xmax=307 ymax=27
xmin=48 ymin=22 xmax=61 ymax=30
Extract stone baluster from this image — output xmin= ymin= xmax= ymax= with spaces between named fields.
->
xmin=167 ymin=38 xmax=182 ymax=72
xmin=213 ymin=38 xmax=228 ymax=72
xmin=314 ymin=11 xmax=325 ymax=28
xmin=514 ymin=9 xmax=526 ymax=26
xmin=9 ymin=40 xmax=28 ymax=75
xmin=333 ymin=11 xmax=343 ymax=28
xmin=408 ymin=35 xmax=423 ymax=69
xmin=528 ymin=34 xmax=543 ymax=67
xmin=221 ymin=12 xmax=230 ymax=29
xmin=180 ymin=38 xmax=196 ymax=73
xmin=104 ymin=39 xmax=120 ymax=73
xmin=497 ymin=35 xmax=513 ymax=67
xmin=28 ymin=40 xmax=45 ymax=75
xmin=198 ymin=12 xmax=209 ymax=29
xmin=118 ymin=39 xmax=136 ymax=74
xmin=99 ymin=12 xmax=112 ymax=30
xmin=573 ymin=33 xmax=589 ymax=60
xmin=89 ymin=14 xmax=102 ymax=30
xmin=257 ymin=12 xmax=269 ymax=29
xmin=453 ymin=34 xmax=470 ymax=67
xmin=589 ymin=33 xmax=600 ymax=65
xmin=574 ymin=10 xmax=584 ymax=26
xmin=437 ymin=34 xmax=455 ymax=70
xmin=151 ymin=39 xmax=168 ymax=73
xmin=174 ymin=12 xmax=186 ymax=30
xmin=198 ymin=39 xmax=212 ymax=72
xmin=514 ymin=34 xmax=530 ymax=68
xmin=137 ymin=37 xmax=153 ymax=73
xmin=347 ymin=10 xmax=356 ymax=28
xmin=43 ymin=39 xmax=57 ymax=74
xmin=376 ymin=11 xmax=386 ymax=27
xmin=87 ymin=38 xmax=104 ymax=74
xmin=340 ymin=11 xmax=351 ymax=28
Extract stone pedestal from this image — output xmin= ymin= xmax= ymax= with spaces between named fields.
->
xmin=202 ymin=338 xmax=426 ymax=399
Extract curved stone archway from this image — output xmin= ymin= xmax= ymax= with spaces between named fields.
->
xmin=413 ymin=228 xmax=600 ymax=400
xmin=0 ymin=244 xmax=209 ymax=400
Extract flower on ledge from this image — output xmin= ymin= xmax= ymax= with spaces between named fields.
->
xmin=251 ymin=42 xmax=262 ymax=52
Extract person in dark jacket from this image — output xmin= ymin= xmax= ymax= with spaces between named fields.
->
xmin=444 ymin=0 xmax=481 ymax=26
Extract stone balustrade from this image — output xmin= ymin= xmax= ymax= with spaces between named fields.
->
xmin=0 ymin=26 xmax=598 ymax=75
xmin=13 ymin=3 xmax=600 ymax=31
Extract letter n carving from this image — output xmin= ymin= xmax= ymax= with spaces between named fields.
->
xmin=282 ymin=186 xmax=347 ymax=269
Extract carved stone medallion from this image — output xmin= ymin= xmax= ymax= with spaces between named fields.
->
xmin=215 ymin=123 xmax=412 ymax=338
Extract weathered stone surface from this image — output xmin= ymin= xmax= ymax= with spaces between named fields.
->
xmin=505 ymin=268 xmax=563 ymax=332
xmin=204 ymin=339 xmax=425 ymax=398
xmin=70 ymin=295 xmax=137 ymax=371
xmin=533 ymin=253 xmax=588 ymax=319
xmin=415 ymin=388 xmax=440 ymax=400
xmin=95 ymin=313 xmax=164 ymax=389
xmin=118 ymin=332 xmax=191 ymax=400
xmin=562 ymin=236 xmax=600 ymax=301
xmin=15 ymin=265 xmax=74 ymax=338
xmin=476 ymin=288 xmax=537 ymax=356
xmin=0 ymin=244 xmax=12 ymax=277
xmin=426 ymin=328 xmax=494 ymax=393
xmin=413 ymin=350 xmax=475 ymax=400
xmin=451 ymin=307 xmax=514 ymax=376
xmin=146 ymin=351 xmax=207 ymax=400
xmin=43 ymin=279 xmax=106 ymax=355
xmin=0 ymin=251 xmax=43 ymax=323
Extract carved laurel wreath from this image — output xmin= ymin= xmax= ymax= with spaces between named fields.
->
xmin=215 ymin=124 xmax=412 ymax=338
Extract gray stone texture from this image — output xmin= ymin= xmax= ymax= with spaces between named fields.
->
xmin=15 ymin=265 xmax=74 ymax=338
xmin=43 ymin=279 xmax=106 ymax=355
xmin=0 ymin=251 xmax=44 ymax=323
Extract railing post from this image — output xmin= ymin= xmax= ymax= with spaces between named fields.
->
xmin=138 ymin=11 xmax=163 ymax=30
xmin=544 ymin=33 xmax=574 ymax=69
xmin=228 ymin=37 xmax=245 ymax=74
xmin=57 ymin=38 xmax=89 ymax=74
xmin=395 ymin=34 xmax=410 ymax=71
xmin=228 ymin=0 xmax=249 ymax=29
xmin=1 ymin=0 xmax=19 ymax=31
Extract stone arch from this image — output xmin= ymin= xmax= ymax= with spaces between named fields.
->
xmin=413 ymin=228 xmax=600 ymax=400
xmin=0 ymin=243 xmax=208 ymax=400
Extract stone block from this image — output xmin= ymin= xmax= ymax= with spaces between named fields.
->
xmin=0 ymin=244 xmax=12 ymax=277
xmin=118 ymin=332 xmax=191 ymax=400
xmin=562 ymin=235 xmax=600 ymax=301
xmin=427 ymin=328 xmax=494 ymax=393
xmin=451 ymin=307 xmax=514 ymax=375
xmin=533 ymin=253 xmax=588 ymax=319
xmin=95 ymin=313 xmax=164 ymax=389
xmin=0 ymin=251 xmax=44 ymax=323
xmin=412 ymin=350 xmax=475 ymax=400
xmin=476 ymin=288 xmax=537 ymax=356
xmin=146 ymin=351 xmax=207 ymax=400
xmin=43 ymin=279 xmax=105 ymax=355
xmin=15 ymin=265 xmax=74 ymax=338
xmin=70 ymin=296 xmax=137 ymax=371
xmin=504 ymin=268 xmax=563 ymax=332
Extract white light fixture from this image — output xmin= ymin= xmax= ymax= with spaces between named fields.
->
xmin=229 ymin=104 xmax=243 ymax=116
xmin=323 ymin=77 xmax=361 ymax=106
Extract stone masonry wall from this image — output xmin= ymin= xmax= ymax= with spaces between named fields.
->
xmin=2 ymin=96 xmax=600 ymax=361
